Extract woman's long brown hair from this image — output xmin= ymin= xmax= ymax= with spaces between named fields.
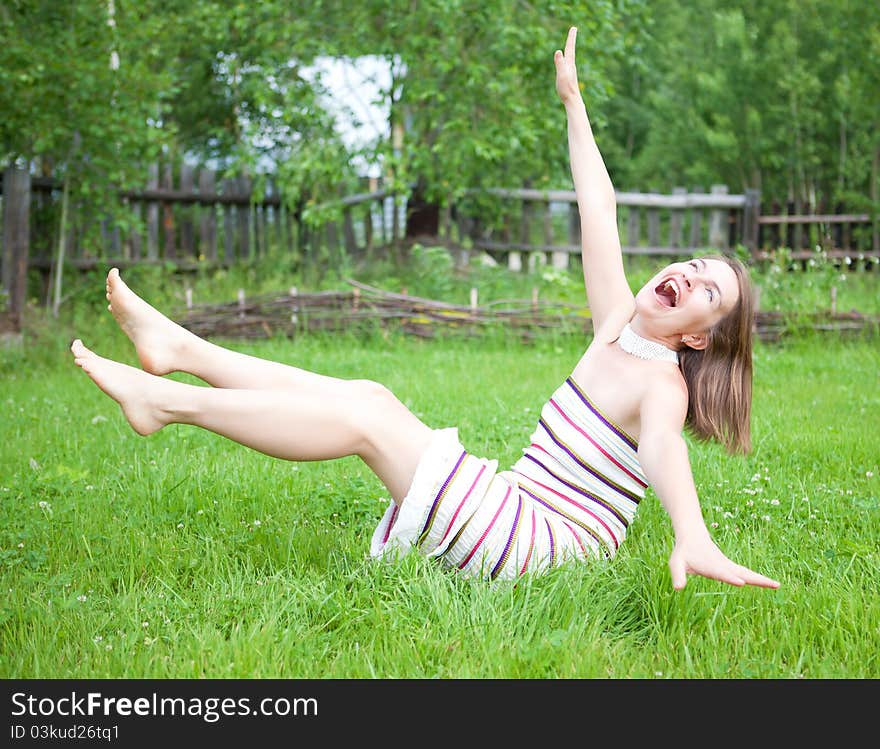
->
xmin=677 ymin=256 xmax=755 ymax=454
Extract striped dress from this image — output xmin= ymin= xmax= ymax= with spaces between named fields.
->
xmin=370 ymin=377 xmax=648 ymax=581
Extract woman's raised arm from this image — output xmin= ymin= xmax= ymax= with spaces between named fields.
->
xmin=555 ymin=27 xmax=634 ymax=340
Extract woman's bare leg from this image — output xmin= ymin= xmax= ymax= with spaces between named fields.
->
xmin=70 ymin=340 xmax=433 ymax=504
xmin=104 ymin=267 xmax=347 ymax=392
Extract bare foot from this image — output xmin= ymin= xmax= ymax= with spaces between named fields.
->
xmin=105 ymin=267 xmax=190 ymax=376
xmin=71 ymin=339 xmax=170 ymax=435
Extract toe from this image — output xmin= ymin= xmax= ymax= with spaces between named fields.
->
xmin=71 ymin=339 xmax=92 ymax=357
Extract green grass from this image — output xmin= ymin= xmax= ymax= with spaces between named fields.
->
xmin=1 ymin=287 xmax=878 ymax=678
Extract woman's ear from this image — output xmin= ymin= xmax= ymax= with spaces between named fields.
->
xmin=681 ymin=332 xmax=709 ymax=350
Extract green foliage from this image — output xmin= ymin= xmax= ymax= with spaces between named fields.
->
xmin=331 ymin=0 xmax=626 ymax=199
xmin=606 ymin=0 xmax=880 ymax=208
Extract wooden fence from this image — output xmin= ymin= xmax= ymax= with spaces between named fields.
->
xmin=175 ymin=279 xmax=880 ymax=344
xmin=455 ymin=185 xmax=759 ymax=270
xmin=2 ymin=162 xmax=878 ymax=328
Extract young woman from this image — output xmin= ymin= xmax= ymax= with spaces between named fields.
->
xmin=70 ymin=27 xmax=778 ymax=591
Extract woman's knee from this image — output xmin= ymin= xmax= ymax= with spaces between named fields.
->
xmin=347 ymin=378 xmax=428 ymax=443
xmin=348 ymin=378 xmax=398 ymax=408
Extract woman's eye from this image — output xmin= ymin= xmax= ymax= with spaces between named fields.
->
xmin=689 ymin=261 xmax=698 ymax=269
xmin=706 ymin=288 xmax=714 ymax=302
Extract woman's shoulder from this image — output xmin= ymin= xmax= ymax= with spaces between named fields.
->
xmin=637 ymin=368 xmax=689 ymax=429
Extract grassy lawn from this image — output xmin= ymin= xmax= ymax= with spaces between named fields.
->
xmin=1 ymin=282 xmax=877 ymax=678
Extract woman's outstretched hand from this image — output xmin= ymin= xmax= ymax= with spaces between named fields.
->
xmin=554 ymin=26 xmax=581 ymax=104
xmin=669 ymin=534 xmax=780 ymax=590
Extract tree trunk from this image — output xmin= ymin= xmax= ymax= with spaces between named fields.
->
xmin=405 ymin=178 xmax=439 ymax=240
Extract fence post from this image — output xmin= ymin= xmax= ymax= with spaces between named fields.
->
xmin=199 ymin=168 xmax=217 ymax=261
xmin=162 ymin=163 xmax=176 ymax=260
xmin=511 ymin=196 xmax=528 ymax=272
xmin=627 ymin=204 xmax=641 ymax=251
xmin=548 ymin=201 xmax=567 ymax=270
xmin=236 ymin=175 xmax=251 ymax=260
xmin=568 ymin=202 xmax=580 ymax=260
xmin=743 ymin=188 xmax=761 ymax=257
xmin=146 ymin=163 xmax=159 ymax=260
xmin=709 ymin=184 xmax=729 ymax=250
xmin=179 ymin=162 xmax=195 ymax=259
xmin=669 ymin=187 xmax=686 ymax=248
xmin=1 ymin=166 xmax=31 ymax=332
xmin=689 ymin=186 xmax=704 ymax=250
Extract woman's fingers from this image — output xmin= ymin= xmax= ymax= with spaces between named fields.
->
xmin=736 ymin=565 xmax=781 ymax=589
xmin=564 ymin=26 xmax=577 ymax=59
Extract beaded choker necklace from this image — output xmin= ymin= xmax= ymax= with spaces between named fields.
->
xmin=618 ymin=323 xmax=679 ymax=364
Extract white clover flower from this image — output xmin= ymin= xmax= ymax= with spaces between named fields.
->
xmin=770 ymin=499 xmax=780 ymax=505
xmin=77 ymin=595 xmax=87 ymax=602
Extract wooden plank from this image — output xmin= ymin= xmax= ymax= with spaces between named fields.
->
xmin=146 ymin=163 xmax=159 ymax=260
xmin=118 ymin=187 xmax=279 ymax=205
xmin=161 ymin=163 xmax=176 ymax=259
xmin=477 ymin=240 xmax=578 ymax=254
xmin=1 ymin=167 xmax=30 ymax=329
xmin=647 ymin=207 xmax=660 ymax=247
xmin=129 ymin=200 xmax=142 ymax=260
xmin=478 ymin=187 xmax=747 ymax=208
xmin=688 ymin=187 xmax=706 ymax=250
xmin=222 ymin=177 xmax=235 ymax=262
xmin=254 ymin=203 xmax=264 ymax=257
xmin=343 ymin=206 xmax=356 ymax=254
xmin=363 ymin=200 xmax=373 ymax=254
xmin=627 ymin=205 xmax=641 ymax=249
xmin=743 ymin=188 xmax=761 ymax=252
xmin=546 ymin=200 xmax=566 ymax=269
xmin=236 ymin=175 xmax=251 ymax=260
xmin=709 ymin=185 xmax=729 ymax=250
xmin=568 ymin=202 xmax=580 ymax=251
xmin=758 ymin=213 xmax=871 ymax=225
xmin=621 ymin=245 xmax=695 ymax=256
xmin=199 ymin=169 xmax=217 ymax=260
xmin=669 ymin=187 xmax=686 ymax=248
xmin=270 ymin=182 xmax=282 ymax=252
xmin=179 ymin=162 xmax=195 ymax=258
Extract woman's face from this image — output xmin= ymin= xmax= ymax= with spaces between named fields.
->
xmin=635 ymin=257 xmax=740 ymax=337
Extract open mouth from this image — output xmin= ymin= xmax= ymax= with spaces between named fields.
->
xmin=654 ymin=278 xmax=680 ymax=308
